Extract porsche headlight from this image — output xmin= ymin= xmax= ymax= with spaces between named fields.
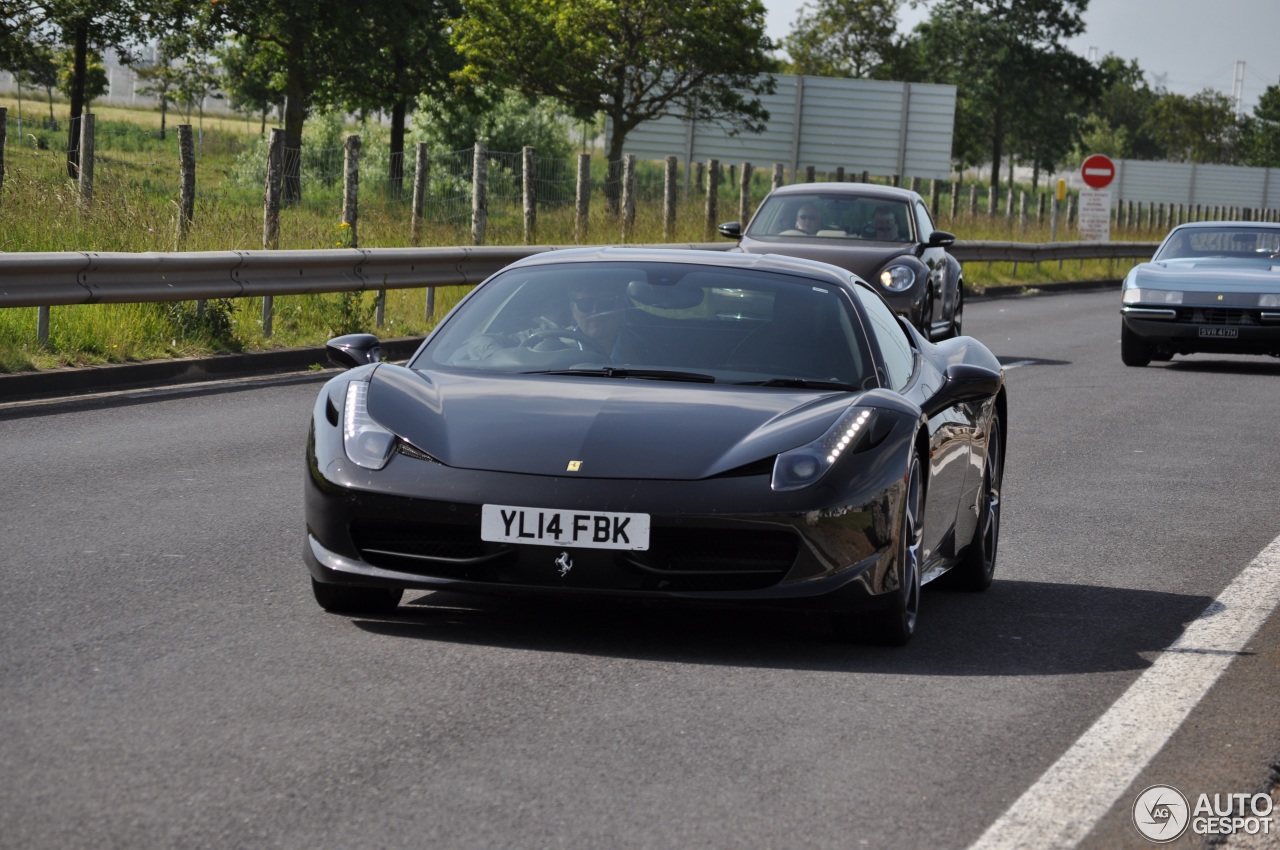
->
xmin=343 ymin=381 xmax=396 ymax=470
xmin=879 ymin=265 xmax=916 ymax=292
xmin=1122 ymin=288 xmax=1182 ymax=305
xmin=772 ymin=408 xmax=874 ymax=492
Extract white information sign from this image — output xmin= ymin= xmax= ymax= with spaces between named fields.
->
xmin=1078 ymin=186 xmax=1112 ymax=241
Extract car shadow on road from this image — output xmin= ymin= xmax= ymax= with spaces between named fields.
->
xmin=350 ymin=579 xmax=1217 ymax=677
xmin=1162 ymin=358 xmax=1280 ymax=376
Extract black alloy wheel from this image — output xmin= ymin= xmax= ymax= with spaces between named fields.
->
xmin=831 ymin=447 xmax=923 ymax=645
xmin=311 ymin=579 xmax=403 ymax=615
xmin=918 ymin=288 xmax=935 ymax=341
xmin=946 ymin=285 xmax=964 ymax=339
xmin=948 ymin=415 xmax=1002 ymax=591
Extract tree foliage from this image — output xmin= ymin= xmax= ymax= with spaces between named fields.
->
xmin=781 ymin=0 xmax=902 ymax=79
xmin=1241 ymin=85 xmax=1280 ymax=167
xmin=410 ymin=87 xmax=574 ymax=158
xmin=1144 ymin=89 xmax=1242 ymax=164
xmin=450 ymin=0 xmax=777 ymax=203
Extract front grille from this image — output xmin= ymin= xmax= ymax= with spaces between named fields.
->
xmin=1176 ymin=307 xmax=1255 ymax=325
xmin=622 ymin=527 xmax=798 ymax=591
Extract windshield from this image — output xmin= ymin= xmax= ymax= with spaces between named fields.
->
xmin=416 ymin=261 xmax=874 ymax=389
xmin=745 ymin=194 xmax=914 ymax=243
xmin=1155 ymin=226 xmax=1280 ymax=261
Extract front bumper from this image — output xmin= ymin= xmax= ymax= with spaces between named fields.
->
xmin=1121 ymin=308 xmax=1280 ymax=355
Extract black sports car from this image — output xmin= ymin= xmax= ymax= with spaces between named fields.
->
xmin=718 ymin=183 xmax=965 ymax=341
xmin=1121 ymin=221 xmax=1280 ymax=366
xmin=304 ymin=248 xmax=1006 ymax=644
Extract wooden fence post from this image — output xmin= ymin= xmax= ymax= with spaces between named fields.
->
xmin=77 ymin=113 xmax=95 ymax=205
xmin=262 ymin=127 xmax=284 ymax=338
xmin=177 ymin=124 xmax=195 ymax=244
xmin=929 ymin=179 xmax=938 ymax=217
xmin=738 ymin=161 xmax=753 ymax=226
xmin=0 ymin=107 xmax=6 ymax=198
xmin=522 ymin=146 xmax=536 ymax=245
xmin=950 ymin=181 xmax=959 ymax=220
xmin=342 ymin=134 xmax=360 ymax=248
xmin=835 ymin=166 xmax=845 ymax=182
xmin=987 ymin=184 xmax=996 ymax=217
xmin=621 ymin=153 xmax=636 ymax=242
xmin=411 ymin=142 xmax=427 ymax=247
xmin=772 ymin=163 xmax=784 ymax=191
xmin=704 ymin=158 xmax=720 ymax=240
xmin=471 ymin=141 xmax=487 ymax=246
xmin=968 ymin=183 xmax=978 ymax=217
xmin=663 ymin=156 xmax=677 ymax=241
xmin=575 ymin=153 xmax=590 ymax=244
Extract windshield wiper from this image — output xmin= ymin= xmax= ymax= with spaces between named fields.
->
xmin=736 ymin=377 xmax=860 ymax=391
xmin=530 ymin=367 xmax=717 ymax=383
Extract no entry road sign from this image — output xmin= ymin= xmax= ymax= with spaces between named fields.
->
xmin=1081 ymin=154 xmax=1116 ymax=190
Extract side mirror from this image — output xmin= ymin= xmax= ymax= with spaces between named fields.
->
xmin=326 ymin=333 xmax=382 ymax=369
xmin=928 ymin=230 xmax=956 ymax=248
xmin=921 ymin=362 xmax=1001 ymax=418
xmin=717 ymin=221 xmax=742 ymax=240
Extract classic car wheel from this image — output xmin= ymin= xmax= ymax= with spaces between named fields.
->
xmin=831 ymin=447 xmax=923 ymax=645
xmin=311 ymin=579 xmax=403 ymax=615
xmin=948 ymin=415 xmax=1002 ymax=591
xmin=1120 ymin=322 xmax=1152 ymax=367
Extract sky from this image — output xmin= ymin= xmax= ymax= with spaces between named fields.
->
xmin=763 ymin=0 xmax=1280 ymax=113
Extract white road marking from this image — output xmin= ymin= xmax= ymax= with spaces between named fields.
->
xmin=967 ymin=533 xmax=1280 ymax=850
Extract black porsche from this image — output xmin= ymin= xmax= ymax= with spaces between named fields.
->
xmin=304 ymin=248 xmax=1006 ymax=644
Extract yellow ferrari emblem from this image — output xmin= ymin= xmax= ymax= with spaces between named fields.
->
xmin=567 ymin=460 xmax=582 ymax=472
xmin=1217 ymin=294 xmax=1224 ymax=301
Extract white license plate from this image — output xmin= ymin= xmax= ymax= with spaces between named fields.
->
xmin=1199 ymin=326 xmax=1239 ymax=338
xmin=480 ymin=504 xmax=650 ymax=550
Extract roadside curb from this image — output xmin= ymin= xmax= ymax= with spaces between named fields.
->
xmin=1 ymin=280 xmax=1121 ymax=404
xmin=0 ymin=337 xmax=424 ymax=405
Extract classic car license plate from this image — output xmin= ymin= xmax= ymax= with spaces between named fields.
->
xmin=481 ymin=504 xmax=650 ymax=550
xmin=1199 ymin=327 xmax=1239 ymax=338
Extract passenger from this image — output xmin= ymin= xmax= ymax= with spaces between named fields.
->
xmin=872 ymin=206 xmax=902 ymax=241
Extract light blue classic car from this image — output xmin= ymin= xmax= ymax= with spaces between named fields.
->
xmin=1120 ymin=221 xmax=1280 ymax=366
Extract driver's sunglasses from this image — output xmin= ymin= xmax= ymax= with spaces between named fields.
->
xmin=572 ymin=295 xmax=623 ymax=313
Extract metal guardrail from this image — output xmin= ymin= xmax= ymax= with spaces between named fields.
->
xmin=0 ymin=240 xmax=1157 ymax=310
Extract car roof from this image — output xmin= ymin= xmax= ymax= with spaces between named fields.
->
xmin=1167 ymin=220 xmax=1280 ymax=231
xmin=506 ymin=245 xmax=870 ymax=290
xmin=763 ymin=182 xmax=922 ymax=203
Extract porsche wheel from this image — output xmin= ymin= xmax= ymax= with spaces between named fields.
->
xmin=311 ymin=579 xmax=403 ymax=615
xmin=949 ymin=415 xmax=1002 ymax=591
xmin=945 ymin=285 xmax=963 ymax=340
xmin=918 ymin=288 xmax=935 ymax=341
xmin=831 ymin=447 xmax=923 ymax=645
xmin=1121 ymin=323 xmax=1151 ymax=367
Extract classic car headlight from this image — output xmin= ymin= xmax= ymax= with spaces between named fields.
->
xmin=879 ymin=265 xmax=916 ymax=292
xmin=772 ymin=408 xmax=874 ymax=492
xmin=1259 ymin=293 xmax=1280 ymax=308
xmin=343 ymin=381 xmax=396 ymax=470
xmin=1122 ymin=288 xmax=1182 ymax=305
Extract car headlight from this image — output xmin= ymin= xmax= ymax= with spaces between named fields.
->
xmin=343 ymin=381 xmax=396 ymax=470
xmin=772 ymin=408 xmax=874 ymax=492
xmin=1122 ymin=288 xmax=1182 ymax=305
xmin=879 ymin=265 xmax=916 ymax=292
xmin=1259 ymin=293 xmax=1280 ymax=308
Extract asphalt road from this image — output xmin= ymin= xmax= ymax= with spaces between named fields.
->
xmin=2 ymin=289 xmax=1278 ymax=850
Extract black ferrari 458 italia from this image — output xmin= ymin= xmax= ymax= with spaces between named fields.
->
xmin=304 ymin=248 xmax=1006 ymax=644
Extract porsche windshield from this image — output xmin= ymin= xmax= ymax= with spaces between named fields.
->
xmin=1155 ymin=226 xmax=1280 ymax=261
xmin=418 ymin=261 xmax=874 ymax=389
xmin=745 ymin=194 xmax=914 ymax=243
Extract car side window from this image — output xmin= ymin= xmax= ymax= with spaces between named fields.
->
xmin=853 ymin=287 xmax=915 ymax=390
xmin=914 ymin=201 xmax=934 ymax=244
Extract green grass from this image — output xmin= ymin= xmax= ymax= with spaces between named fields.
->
xmin=0 ymin=97 xmax=1158 ymax=373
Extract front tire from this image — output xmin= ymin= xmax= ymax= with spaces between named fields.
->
xmin=831 ymin=447 xmax=923 ymax=645
xmin=917 ymin=288 xmax=935 ymax=341
xmin=949 ymin=415 xmax=1002 ymax=591
xmin=945 ymin=285 xmax=964 ymax=340
xmin=311 ymin=578 xmax=403 ymax=615
xmin=1121 ymin=322 xmax=1151 ymax=367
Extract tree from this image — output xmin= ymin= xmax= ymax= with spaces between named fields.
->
xmin=320 ymin=0 xmax=461 ymax=197
xmin=1241 ymin=85 xmax=1280 ymax=168
xmin=134 ymin=39 xmax=184 ymax=139
xmin=1144 ymin=89 xmax=1242 ymax=164
xmin=451 ymin=0 xmax=777 ymax=207
xmin=911 ymin=0 xmax=1100 ymax=202
xmin=199 ymin=0 xmax=365 ymax=202
xmin=215 ymin=36 xmax=286 ymax=136
xmin=411 ymin=86 xmax=574 ymax=158
xmin=1089 ymin=54 xmax=1163 ymax=160
xmin=12 ymin=43 xmax=59 ymax=125
xmin=781 ymin=0 xmax=902 ymax=79
xmin=55 ymin=45 xmax=107 ymax=110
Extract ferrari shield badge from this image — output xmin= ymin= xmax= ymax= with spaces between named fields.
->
xmin=567 ymin=460 xmax=582 ymax=472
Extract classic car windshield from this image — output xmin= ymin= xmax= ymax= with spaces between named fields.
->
xmin=1155 ymin=226 xmax=1280 ymax=261
xmin=417 ymin=261 xmax=874 ymax=389
xmin=745 ymin=194 xmax=914 ymax=243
